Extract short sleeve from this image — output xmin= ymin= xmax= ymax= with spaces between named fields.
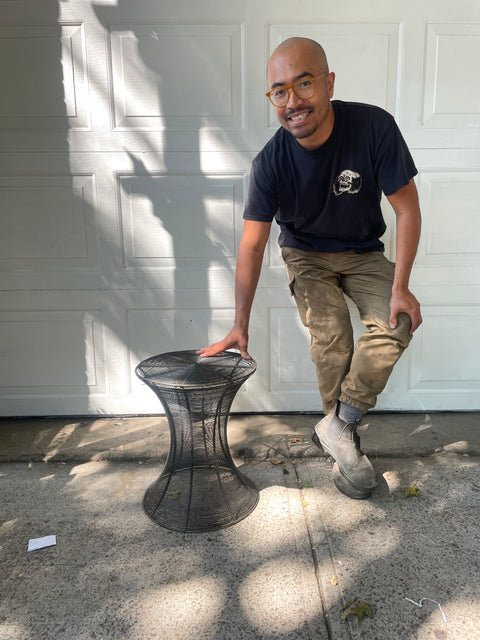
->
xmin=374 ymin=112 xmax=417 ymax=196
xmin=243 ymin=152 xmax=279 ymax=222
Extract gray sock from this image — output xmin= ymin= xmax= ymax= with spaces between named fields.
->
xmin=326 ymin=402 xmax=363 ymax=439
xmin=337 ymin=401 xmax=363 ymax=424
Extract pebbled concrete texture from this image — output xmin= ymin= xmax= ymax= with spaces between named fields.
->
xmin=1 ymin=411 xmax=479 ymax=463
xmin=0 ymin=413 xmax=479 ymax=639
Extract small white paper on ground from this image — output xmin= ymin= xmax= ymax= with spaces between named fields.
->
xmin=28 ymin=535 xmax=57 ymax=552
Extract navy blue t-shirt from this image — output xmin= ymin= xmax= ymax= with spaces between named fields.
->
xmin=243 ymin=100 xmax=417 ymax=253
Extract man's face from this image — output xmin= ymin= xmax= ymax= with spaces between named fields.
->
xmin=267 ymin=43 xmax=335 ymax=149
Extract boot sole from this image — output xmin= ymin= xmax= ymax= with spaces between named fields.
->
xmin=332 ymin=462 xmax=372 ymax=500
xmin=311 ymin=429 xmax=376 ymax=492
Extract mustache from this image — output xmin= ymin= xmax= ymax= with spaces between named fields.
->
xmin=284 ymin=107 xmax=311 ymax=118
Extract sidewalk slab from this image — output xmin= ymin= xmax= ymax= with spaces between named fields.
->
xmin=0 ymin=460 xmax=327 ymax=640
xmin=298 ymin=455 xmax=480 ymax=640
xmin=1 ymin=453 xmax=479 ymax=639
xmin=1 ymin=412 xmax=479 ymax=463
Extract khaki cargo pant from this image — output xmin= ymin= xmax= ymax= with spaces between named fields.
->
xmin=282 ymin=247 xmax=412 ymax=415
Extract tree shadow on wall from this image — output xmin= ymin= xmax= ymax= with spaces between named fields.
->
xmin=94 ymin=3 xmax=241 ymax=358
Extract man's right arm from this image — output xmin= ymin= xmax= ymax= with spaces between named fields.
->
xmin=198 ymin=220 xmax=272 ymax=358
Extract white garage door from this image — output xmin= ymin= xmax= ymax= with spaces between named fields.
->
xmin=1 ymin=0 xmax=479 ymax=415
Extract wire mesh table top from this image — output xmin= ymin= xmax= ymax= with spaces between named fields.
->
xmin=135 ymin=350 xmax=256 ymax=390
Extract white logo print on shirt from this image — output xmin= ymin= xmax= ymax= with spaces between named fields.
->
xmin=333 ymin=170 xmax=362 ymax=196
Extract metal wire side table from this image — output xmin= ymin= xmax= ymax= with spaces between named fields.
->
xmin=135 ymin=350 xmax=259 ymax=532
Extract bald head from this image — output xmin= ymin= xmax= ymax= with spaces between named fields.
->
xmin=268 ymin=37 xmax=329 ymax=76
xmin=266 ymin=36 xmax=335 ymax=149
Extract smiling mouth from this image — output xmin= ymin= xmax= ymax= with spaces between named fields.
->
xmin=287 ymin=111 xmax=310 ymax=124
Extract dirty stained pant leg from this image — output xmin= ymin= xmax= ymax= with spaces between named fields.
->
xmin=282 ymin=247 xmax=412 ymax=415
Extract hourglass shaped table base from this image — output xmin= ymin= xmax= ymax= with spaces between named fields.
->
xmin=135 ymin=351 xmax=259 ymax=533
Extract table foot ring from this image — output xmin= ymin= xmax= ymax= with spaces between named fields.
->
xmin=143 ymin=466 xmax=259 ymax=533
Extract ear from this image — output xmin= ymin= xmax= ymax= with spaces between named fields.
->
xmin=327 ymin=72 xmax=335 ymax=99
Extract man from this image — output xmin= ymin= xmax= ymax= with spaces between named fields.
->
xmin=198 ymin=37 xmax=422 ymax=500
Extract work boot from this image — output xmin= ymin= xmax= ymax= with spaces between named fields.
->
xmin=312 ymin=406 xmax=378 ymax=491
xmin=331 ymin=462 xmax=372 ymax=500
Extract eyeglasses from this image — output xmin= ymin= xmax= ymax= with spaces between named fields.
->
xmin=266 ymin=72 xmax=329 ymax=108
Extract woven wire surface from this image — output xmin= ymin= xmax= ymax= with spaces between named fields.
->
xmin=135 ymin=350 xmax=256 ymax=389
xmin=136 ymin=350 xmax=258 ymax=532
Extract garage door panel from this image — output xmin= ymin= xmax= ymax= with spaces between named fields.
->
xmin=0 ymin=23 xmax=89 ymax=131
xmin=422 ymin=23 xmax=480 ymax=130
xmin=0 ymin=310 xmax=107 ymax=397
xmin=109 ymin=23 xmax=245 ymax=132
xmin=403 ymin=20 xmax=480 ymax=148
xmin=417 ymin=171 xmax=480 ymax=267
xmin=0 ymin=174 xmax=97 ymax=264
xmin=410 ymin=307 xmax=480 ymax=389
xmin=118 ymin=172 xmax=244 ymax=269
xmin=268 ymin=306 xmax=317 ymax=393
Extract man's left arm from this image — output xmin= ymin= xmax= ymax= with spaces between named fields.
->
xmin=386 ymin=178 xmax=422 ymax=334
